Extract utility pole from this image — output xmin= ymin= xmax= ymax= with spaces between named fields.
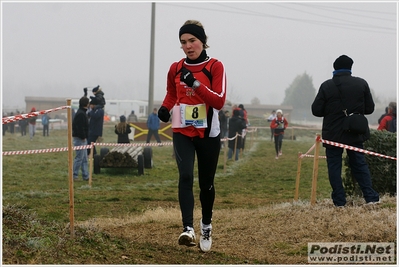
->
xmin=148 ymin=2 xmax=156 ymax=116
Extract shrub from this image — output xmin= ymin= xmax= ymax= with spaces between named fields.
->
xmin=343 ymin=130 xmax=397 ymax=197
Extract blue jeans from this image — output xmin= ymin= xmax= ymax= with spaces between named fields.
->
xmin=325 ymin=143 xmax=379 ymax=206
xmin=73 ymin=137 xmax=89 ymax=180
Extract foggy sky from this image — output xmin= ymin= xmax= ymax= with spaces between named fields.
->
xmin=1 ymin=1 xmax=397 ymax=112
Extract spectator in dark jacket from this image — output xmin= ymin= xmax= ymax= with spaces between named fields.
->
xmin=146 ymin=108 xmax=162 ymax=144
xmin=311 ymin=55 xmax=379 ymax=207
xmin=28 ymin=107 xmax=37 ymax=141
xmin=18 ymin=111 xmax=28 ymax=136
xmin=72 ymin=96 xmax=90 ymax=181
xmin=115 ymin=115 xmax=131 ymax=143
xmin=377 ymin=106 xmax=388 ymax=124
xmin=228 ymin=109 xmax=247 ymax=160
xmin=87 ymin=97 xmax=104 ymax=156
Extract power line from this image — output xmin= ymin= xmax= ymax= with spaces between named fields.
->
xmin=271 ymin=3 xmax=395 ymax=30
xmin=159 ymin=2 xmax=396 ymax=35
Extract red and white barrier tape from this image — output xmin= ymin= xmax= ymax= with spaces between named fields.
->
xmin=2 ymin=106 xmax=70 ymax=125
xmin=317 ymin=136 xmax=396 ymax=161
xmin=3 ymin=135 xmax=234 ymax=156
xmin=2 ymin=144 xmax=93 ymax=155
xmin=299 ymin=153 xmax=327 ymax=159
xmin=94 ymin=142 xmax=173 ymax=147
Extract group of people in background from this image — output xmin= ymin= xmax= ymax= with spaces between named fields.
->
xmin=2 ymin=108 xmax=51 ymax=139
xmin=72 ymin=86 xmax=105 ymax=181
xmin=218 ymin=104 xmax=249 ymax=161
xmin=218 ymin=104 xmax=290 ymax=161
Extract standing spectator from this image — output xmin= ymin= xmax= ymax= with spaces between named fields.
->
xmin=18 ymin=111 xmax=27 ymax=136
xmin=91 ymin=85 xmax=106 ymax=109
xmin=72 ymin=107 xmax=76 ymax=120
xmin=28 ymin=107 xmax=37 ymax=141
xmin=238 ymin=104 xmax=248 ymax=151
xmin=238 ymin=104 xmax=248 ymax=125
xmin=227 ymin=109 xmax=247 ymax=160
xmin=157 ymin=20 xmax=226 ymax=252
xmin=128 ymin=110 xmax=138 ymax=123
xmin=377 ymin=102 xmax=396 ymax=132
xmin=311 ymin=54 xmax=379 ymax=207
xmin=2 ymin=113 xmax=8 ymax=136
xmin=218 ymin=108 xmax=228 ymax=146
xmin=377 ymin=106 xmax=388 ymax=125
xmin=8 ymin=112 xmax=15 ymax=134
xmin=72 ymin=96 xmax=90 ymax=181
xmin=146 ymin=108 xmax=162 ymax=145
xmin=115 ymin=115 xmax=131 ymax=143
xmin=267 ymin=110 xmax=277 ymax=141
xmin=270 ymin=109 xmax=288 ymax=159
xmin=41 ymin=113 xmax=50 ymax=136
xmin=84 ymin=85 xmax=106 ymax=109
xmin=87 ymin=97 xmax=104 ymax=156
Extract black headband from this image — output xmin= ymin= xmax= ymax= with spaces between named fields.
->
xmin=179 ymin=24 xmax=206 ymax=45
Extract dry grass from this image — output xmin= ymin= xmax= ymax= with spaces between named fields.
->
xmin=76 ymin=195 xmax=396 ymax=264
xmin=2 ymin=124 xmax=396 ymax=264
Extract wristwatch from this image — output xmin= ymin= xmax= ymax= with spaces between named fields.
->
xmin=192 ymin=80 xmax=201 ymax=89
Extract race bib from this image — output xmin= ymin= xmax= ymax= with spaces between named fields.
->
xmin=172 ymin=104 xmax=207 ymax=128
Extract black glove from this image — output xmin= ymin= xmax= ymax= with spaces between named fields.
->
xmin=83 ymin=87 xmax=88 ymax=96
xmin=158 ymin=106 xmax=170 ymax=123
xmin=180 ymin=68 xmax=196 ymax=87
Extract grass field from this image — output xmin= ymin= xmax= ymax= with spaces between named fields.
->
xmin=2 ymin=122 xmax=396 ymax=264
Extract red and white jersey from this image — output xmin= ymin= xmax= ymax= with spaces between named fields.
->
xmin=161 ymin=57 xmax=227 ymax=138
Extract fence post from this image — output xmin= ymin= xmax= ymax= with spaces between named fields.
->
xmin=89 ymin=142 xmax=94 ymax=187
xmin=223 ymin=138 xmax=228 ymax=173
xmin=310 ymin=134 xmax=321 ymax=205
xmin=294 ymin=152 xmax=303 ymax=201
xmin=67 ymin=99 xmax=75 ymax=238
xmin=233 ymin=132 xmax=238 ymax=160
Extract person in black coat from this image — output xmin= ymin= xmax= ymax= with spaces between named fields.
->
xmin=115 ymin=115 xmax=131 ymax=143
xmin=87 ymin=97 xmax=104 ymax=156
xmin=72 ymin=96 xmax=90 ymax=181
xmin=311 ymin=55 xmax=379 ymax=207
xmin=227 ymin=109 xmax=247 ymax=161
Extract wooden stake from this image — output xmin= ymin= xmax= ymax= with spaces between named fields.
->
xmin=294 ymin=152 xmax=302 ymax=201
xmin=67 ymin=99 xmax=74 ymax=238
xmin=223 ymin=138 xmax=228 ymax=173
xmin=89 ymin=142 xmax=94 ymax=187
xmin=310 ymin=134 xmax=321 ymax=205
xmin=233 ymin=132 xmax=238 ymax=160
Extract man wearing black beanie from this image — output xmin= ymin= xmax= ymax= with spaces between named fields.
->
xmin=311 ymin=55 xmax=379 ymax=207
xmin=333 ymin=54 xmax=354 ymax=71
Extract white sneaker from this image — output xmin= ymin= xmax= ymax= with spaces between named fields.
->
xmin=199 ymin=220 xmax=212 ymax=252
xmin=365 ymin=200 xmax=380 ymax=205
xmin=178 ymin=226 xmax=196 ymax=247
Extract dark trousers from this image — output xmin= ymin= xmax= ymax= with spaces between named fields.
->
xmin=87 ymin=134 xmax=99 ymax=156
xmin=325 ymin=143 xmax=379 ymax=206
xmin=173 ymin=132 xmax=220 ymax=227
xmin=43 ymin=125 xmax=49 ymax=136
xmin=20 ymin=125 xmax=27 ymax=136
xmin=146 ymin=129 xmax=161 ymax=143
xmin=274 ymin=134 xmax=283 ymax=155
